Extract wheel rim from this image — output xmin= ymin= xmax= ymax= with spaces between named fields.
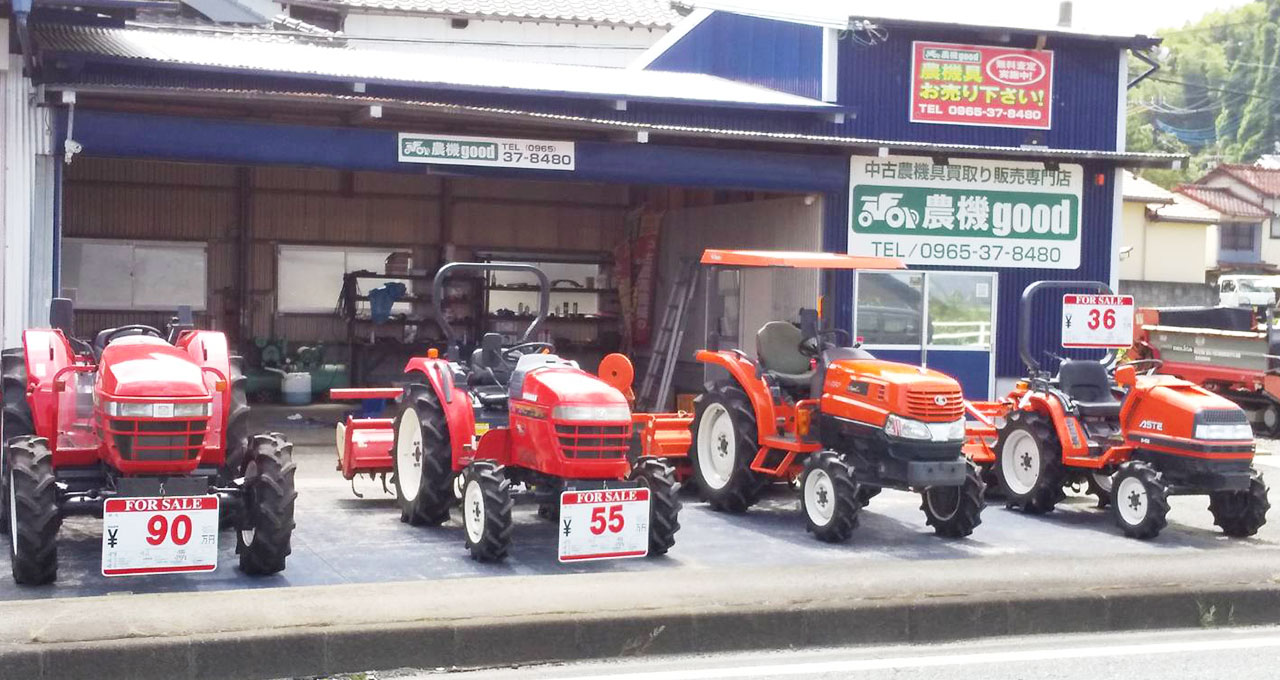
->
xmin=240 ymin=527 xmax=256 ymax=547
xmin=395 ymin=408 xmax=424 ymax=502
xmin=1002 ymin=429 xmax=1041 ymax=496
xmin=8 ymin=469 xmax=17 ymax=554
xmin=452 ymin=473 xmax=465 ymax=501
xmin=1091 ymin=471 xmax=1113 ymax=494
xmin=1266 ymin=406 xmax=1278 ymax=430
xmin=463 ymin=477 xmax=485 ymax=544
xmin=1116 ymin=475 xmax=1148 ymax=527
xmin=803 ymin=468 xmax=836 ymax=526
xmin=925 ymin=486 xmax=960 ymax=521
xmin=697 ymin=403 xmax=736 ymax=490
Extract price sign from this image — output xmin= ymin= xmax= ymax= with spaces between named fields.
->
xmin=102 ymin=496 xmax=220 ymax=577
xmin=557 ymin=488 xmax=650 ymax=562
xmin=1061 ymin=294 xmax=1134 ymax=348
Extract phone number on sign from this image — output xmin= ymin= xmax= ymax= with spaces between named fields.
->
xmin=868 ymin=241 xmax=1064 ymax=264
xmin=500 ymin=148 xmax=573 ymax=167
xmin=946 ymin=106 xmax=1043 ymax=120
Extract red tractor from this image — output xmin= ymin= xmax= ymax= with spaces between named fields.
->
xmin=338 ymin=262 xmax=680 ymax=562
xmin=967 ymin=281 xmax=1270 ymax=539
xmin=1 ymin=301 xmax=296 ymax=585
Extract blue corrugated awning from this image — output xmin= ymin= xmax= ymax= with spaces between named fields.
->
xmin=34 ymin=23 xmax=839 ymax=112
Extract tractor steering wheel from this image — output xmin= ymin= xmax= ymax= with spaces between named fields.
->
xmin=94 ymin=324 xmax=164 ymax=353
xmin=800 ymin=328 xmax=852 ymax=357
xmin=1118 ymin=358 xmax=1164 ymax=376
xmin=502 ymin=341 xmax=554 ymax=363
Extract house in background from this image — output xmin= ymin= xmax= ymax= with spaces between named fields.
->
xmin=1193 ymin=164 xmax=1280 ymax=267
xmin=1117 ymin=172 xmax=1223 ymax=305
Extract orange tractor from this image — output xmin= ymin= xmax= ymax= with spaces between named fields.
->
xmin=650 ymin=250 xmax=985 ymax=542
xmin=965 ymin=281 xmax=1269 ymax=539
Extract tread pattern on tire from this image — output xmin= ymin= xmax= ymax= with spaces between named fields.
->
xmin=689 ymin=383 xmax=768 ymax=514
xmin=221 ymin=356 xmax=251 ymax=478
xmin=801 ymin=451 xmax=860 ymax=543
xmin=631 ymin=456 xmax=682 ymax=555
xmin=1110 ymin=460 xmax=1170 ymax=540
xmin=8 ymin=436 xmax=60 ymax=585
xmin=237 ymin=433 xmax=297 ymax=575
xmin=394 ymin=378 xmax=455 ymax=527
xmin=463 ymin=461 xmax=513 ymax=562
xmin=921 ymin=462 xmax=985 ymax=538
xmin=1 ymin=348 xmax=34 ymax=537
xmin=1209 ymin=471 xmax=1270 ymax=537
xmin=996 ymin=411 xmax=1066 ymax=514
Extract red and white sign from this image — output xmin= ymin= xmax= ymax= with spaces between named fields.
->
xmin=1061 ymin=294 xmax=1134 ymax=348
xmin=101 ymin=496 xmax=220 ymax=577
xmin=910 ymin=41 xmax=1053 ymax=130
xmin=557 ymin=487 xmax=650 ymax=562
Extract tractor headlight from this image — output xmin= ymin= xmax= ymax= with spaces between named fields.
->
xmin=103 ymin=401 xmax=212 ymax=418
xmin=552 ymin=404 xmax=631 ymax=422
xmin=105 ymin=401 xmax=153 ymax=417
xmin=884 ymin=414 xmax=965 ymax=442
xmin=1194 ymin=423 xmax=1252 ymax=441
xmin=172 ymin=402 xmax=212 ymax=417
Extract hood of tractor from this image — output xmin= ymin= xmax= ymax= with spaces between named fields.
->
xmin=826 ymin=359 xmax=966 ymax=422
xmin=98 ymin=337 xmax=210 ymax=398
xmin=518 ymin=365 xmax=629 ymax=412
xmin=1129 ymin=378 xmax=1252 ymax=443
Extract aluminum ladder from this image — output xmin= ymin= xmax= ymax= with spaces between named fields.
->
xmin=637 ymin=258 xmax=698 ymax=411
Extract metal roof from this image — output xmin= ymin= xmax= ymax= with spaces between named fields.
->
xmin=1176 ymin=186 xmax=1273 ymax=220
xmin=34 ymin=24 xmax=832 ymax=110
xmin=1122 ymin=171 xmax=1174 ymax=205
xmin=293 ymin=0 xmax=682 ymax=28
xmin=1200 ymin=164 xmax=1280 ymax=198
xmin=1147 ymin=193 xmax=1221 ymax=225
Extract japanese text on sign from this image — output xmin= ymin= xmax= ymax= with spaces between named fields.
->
xmin=558 ymin=488 xmax=650 ymax=562
xmin=849 ymin=156 xmax=1083 ymax=269
xmin=910 ymin=41 xmax=1053 ymax=130
xmin=101 ymin=496 xmax=220 ymax=577
xmin=1061 ymin=294 xmax=1135 ymax=348
xmin=398 ymin=133 xmax=575 ymax=171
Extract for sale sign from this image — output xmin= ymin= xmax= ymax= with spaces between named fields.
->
xmin=849 ymin=155 xmax=1082 ymax=269
xmin=910 ymin=41 xmax=1053 ymax=130
xmin=102 ymin=496 xmax=220 ymax=577
xmin=557 ymin=488 xmax=650 ymax=562
xmin=1061 ymin=294 xmax=1135 ymax=348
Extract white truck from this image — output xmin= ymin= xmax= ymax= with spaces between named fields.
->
xmin=1218 ymin=274 xmax=1279 ymax=309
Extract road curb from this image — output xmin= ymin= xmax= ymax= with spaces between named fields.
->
xmin=3 ymin=583 xmax=1279 ymax=679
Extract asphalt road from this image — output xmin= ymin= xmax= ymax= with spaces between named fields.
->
xmin=3 ymin=404 xmax=1280 ymax=600
xmin=396 ymin=626 xmax=1280 ymax=680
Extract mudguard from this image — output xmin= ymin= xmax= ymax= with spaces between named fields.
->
xmin=175 ymin=330 xmax=232 ymax=465
xmin=21 ymin=329 xmax=77 ymax=443
xmin=404 ymin=356 xmax=476 ymax=469
xmin=694 ymin=349 xmax=777 ymax=442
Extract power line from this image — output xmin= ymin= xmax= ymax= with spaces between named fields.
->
xmin=1148 ymin=76 xmax=1280 ymax=106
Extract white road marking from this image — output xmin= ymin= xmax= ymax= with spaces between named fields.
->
xmin=561 ymin=634 xmax=1280 ymax=680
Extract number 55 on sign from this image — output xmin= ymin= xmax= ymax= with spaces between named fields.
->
xmin=1061 ymin=294 xmax=1134 ymax=348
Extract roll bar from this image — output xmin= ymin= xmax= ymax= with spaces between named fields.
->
xmin=432 ymin=261 xmax=551 ymax=351
xmin=1019 ymin=280 xmax=1113 ymax=374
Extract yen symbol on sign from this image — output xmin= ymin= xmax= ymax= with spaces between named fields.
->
xmin=107 ymin=528 xmax=119 ymax=548
xmin=562 ymin=519 xmax=572 ymax=537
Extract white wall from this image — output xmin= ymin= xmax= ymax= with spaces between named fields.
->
xmin=342 ymin=15 xmax=665 ymax=67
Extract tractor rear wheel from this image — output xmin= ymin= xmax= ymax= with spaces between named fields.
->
xmin=800 ymin=451 xmax=860 ymax=543
xmin=1 ymin=348 xmax=34 ymax=537
xmin=921 ymin=462 xmax=986 ymax=538
xmin=237 ymin=433 xmax=297 ymax=575
xmin=219 ymin=356 xmax=251 ymax=530
xmin=630 ymin=456 xmax=682 ymax=556
xmin=690 ymin=384 xmax=767 ymax=513
xmin=995 ymin=411 xmax=1066 ymax=514
xmin=1209 ymin=471 xmax=1270 ymax=537
xmin=460 ymin=461 xmax=512 ymax=562
xmin=8 ymin=436 xmax=60 ymax=585
xmin=1087 ymin=470 xmax=1113 ymax=508
xmin=392 ymin=380 xmax=455 ymax=526
xmin=1110 ymin=461 xmax=1170 ymax=540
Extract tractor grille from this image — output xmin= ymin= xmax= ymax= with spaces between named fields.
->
xmin=904 ymin=388 xmax=965 ymax=421
xmin=555 ymin=424 xmax=630 ymax=460
xmin=1195 ymin=409 xmax=1248 ymax=425
xmin=109 ymin=418 xmax=209 ymax=462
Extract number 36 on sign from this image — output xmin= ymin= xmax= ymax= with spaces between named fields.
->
xmin=558 ymin=488 xmax=650 ymax=562
xmin=1061 ymin=294 xmax=1134 ymax=348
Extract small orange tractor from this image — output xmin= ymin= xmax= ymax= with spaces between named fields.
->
xmin=964 ymin=281 xmax=1269 ymax=539
xmin=651 ymin=250 xmax=985 ymax=542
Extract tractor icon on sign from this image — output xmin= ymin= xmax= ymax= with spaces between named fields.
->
xmin=857 ymin=192 xmax=920 ymax=229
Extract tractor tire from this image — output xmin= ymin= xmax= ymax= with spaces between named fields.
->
xmin=1 ymin=348 xmax=34 ymax=537
xmin=1261 ymin=403 xmax=1280 ymax=437
xmin=1110 ymin=460 xmax=1170 ymax=540
xmin=460 ymin=461 xmax=513 ymax=563
xmin=1209 ymin=471 xmax=1270 ymax=538
xmin=7 ymin=436 xmax=60 ymax=585
xmin=236 ymin=433 xmax=297 ymax=575
xmin=854 ymin=486 xmax=881 ymax=507
xmin=800 ymin=451 xmax=860 ymax=543
xmin=689 ymin=384 xmax=768 ymax=513
xmin=995 ymin=411 xmax=1066 ymax=514
xmin=630 ymin=456 xmax=682 ymax=556
xmin=222 ymin=356 xmax=251 ymax=477
xmin=921 ymin=462 xmax=986 ymax=538
xmin=391 ymin=380 xmax=455 ymax=527
xmin=1087 ymin=470 xmax=1114 ymax=509
xmin=979 ymin=467 xmax=1002 ymax=499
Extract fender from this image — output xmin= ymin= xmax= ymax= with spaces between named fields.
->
xmin=176 ymin=330 xmax=232 ymax=464
xmin=1020 ymin=392 xmax=1090 ymax=458
xmin=403 ymin=357 xmax=475 ymax=469
xmin=694 ymin=349 xmax=777 ymax=442
xmin=21 ymin=329 xmax=77 ymax=443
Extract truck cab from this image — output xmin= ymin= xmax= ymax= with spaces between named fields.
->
xmin=1218 ymin=274 xmax=1277 ymax=309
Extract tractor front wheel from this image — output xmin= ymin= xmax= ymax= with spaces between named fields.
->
xmin=8 ymin=436 xmax=60 ymax=585
xmin=461 ymin=461 xmax=512 ymax=562
xmin=1209 ymin=472 xmax=1270 ymax=537
xmin=921 ymin=462 xmax=986 ymax=538
xmin=630 ymin=456 xmax=682 ymax=556
xmin=237 ymin=433 xmax=297 ymax=575
xmin=800 ymin=451 xmax=860 ymax=543
xmin=995 ymin=411 xmax=1066 ymax=514
xmin=1087 ymin=470 xmax=1114 ymax=508
xmin=1 ymin=347 xmax=35 ymax=537
xmin=392 ymin=380 xmax=455 ymax=526
xmin=690 ymin=384 xmax=767 ymax=513
xmin=1110 ymin=461 xmax=1170 ymax=540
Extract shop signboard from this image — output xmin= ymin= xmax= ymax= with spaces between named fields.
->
xmin=398 ymin=132 xmax=575 ymax=171
xmin=848 ymin=155 xmax=1083 ymax=269
xmin=910 ymin=41 xmax=1053 ymax=130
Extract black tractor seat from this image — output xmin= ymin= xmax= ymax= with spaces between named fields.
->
xmin=1056 ymin=359 xmax=1122 ymax=418
xmin=756 ymin=321 xmax=814 ymax=389
xmin=469 ymin=333 xmax=514 ymax=387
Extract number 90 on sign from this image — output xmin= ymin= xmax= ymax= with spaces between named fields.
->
xmin=1060 ymin=294 xmax=1134 ymax=349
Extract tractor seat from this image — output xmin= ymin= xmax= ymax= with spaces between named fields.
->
xmin=756 ymin=321 xmax=814 ymax=388
xmin=1057 ymin=359 xmax=1121 ymax=418
xmin=469 ymin=333 xmax=513 ymax=388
